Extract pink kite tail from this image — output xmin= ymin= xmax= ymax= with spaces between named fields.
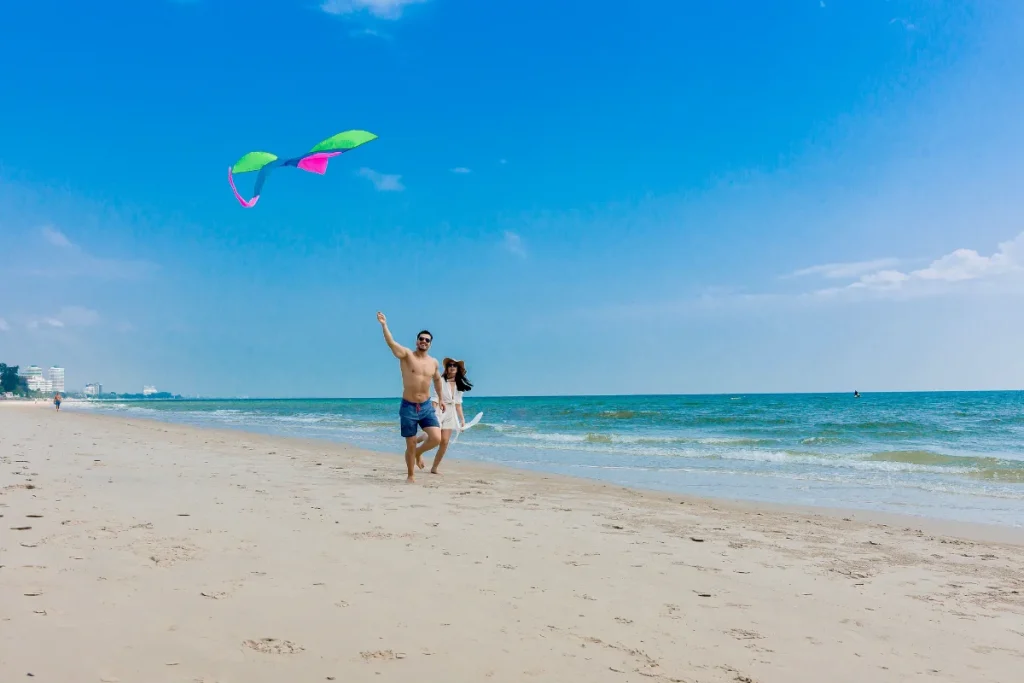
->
xmin=227 ymin=167 xmax=259 ymax=208
xmin=296 ymin=151 xmax=341 ymax=175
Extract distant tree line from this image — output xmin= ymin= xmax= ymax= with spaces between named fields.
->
xmin=112 ymin=392 xmax=181 ymax=400
xmin=0 ymin=364 xmax=30 ymax=395
xmin=73 ymin=391 xmax=182 ymax=400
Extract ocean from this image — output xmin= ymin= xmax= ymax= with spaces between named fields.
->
xmin=69 ymin=392 xmax=1024 ymax=527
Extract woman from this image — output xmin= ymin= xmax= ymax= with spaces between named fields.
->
xmin=425 ymin=358 xmax=472 ymax=474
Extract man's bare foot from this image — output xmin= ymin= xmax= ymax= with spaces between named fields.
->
xmin=406 ymin=476 xmax=416 ymax=483
xmin=416 ymin=455 xmax=425 ymax=469
xmin=430 ymin=468 xmax=442 ymax=475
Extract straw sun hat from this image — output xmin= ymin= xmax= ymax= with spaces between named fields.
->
xmin=442 ymin=358 xmax=466 ymax=374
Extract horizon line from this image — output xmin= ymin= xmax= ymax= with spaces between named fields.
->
xmin=70 ymin=388 xmax=1024 ymax=401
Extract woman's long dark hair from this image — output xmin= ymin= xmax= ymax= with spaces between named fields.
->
xmin=446 ymin=361 xmax=473 ymax=392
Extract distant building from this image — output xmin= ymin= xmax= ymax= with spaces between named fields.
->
xmin=49 ymin=366 xmax=65 ymax=393
xmin=143 ymin=385 xmax=158 ymax=396
xmin=22 ymin=366 xmax=49 ymax=393
xmin=84 ymin=383 xmax=103 ymax=397
xmin=27 ymin=379 xmax=53 ymax=392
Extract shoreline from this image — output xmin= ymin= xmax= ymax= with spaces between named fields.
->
xmin=3 ymin=406 xmax=1024 ymax=682
xmin=51 ymin=400 xmax=1024 ymax=539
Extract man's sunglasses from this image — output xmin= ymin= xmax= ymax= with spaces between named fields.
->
xmin=418 ymin=336 xmax=432 ymax=343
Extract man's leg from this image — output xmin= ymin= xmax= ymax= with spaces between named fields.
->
xmin=399 ymin=401 xmax=419 ymax=482
xmin=415 ymin=430 xmax=427 ymax=469
xmin=404 ymin=436 xmax=419 ymax=482
xmin=414 ymin=431 xmax=429 ymax=467
xmin=430 ymin=430 xmax=451 ymax=474
xmin=416 ymin=426 xmax=442 ymax=459
xmin=414 ymin=401 xmax=442 ymax=463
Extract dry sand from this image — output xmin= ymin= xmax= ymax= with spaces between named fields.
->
xmin=2 ymin=403 xmax=1023 ymax=682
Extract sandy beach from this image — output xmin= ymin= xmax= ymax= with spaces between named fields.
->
xmin=2 ymin=403 xmax=1022 ymax=682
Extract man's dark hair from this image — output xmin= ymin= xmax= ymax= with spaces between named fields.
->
xmin=417 ymin=329 xmax=433 ymax=341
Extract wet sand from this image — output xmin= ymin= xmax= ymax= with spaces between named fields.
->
xmin=2 ymin=404 xmax=1022 ymax=682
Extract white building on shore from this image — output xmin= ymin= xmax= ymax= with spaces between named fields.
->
xmin=143 ymin=385 xmax=158 ymax=396
xmin=22 ymin=365 xmax=51 ymax=393
xmin=49 ymin=366 xmax=65 ymax=393
xmin=84 ymin=383 xmax=103 ymax=397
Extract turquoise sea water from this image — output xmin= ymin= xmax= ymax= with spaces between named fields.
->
xmin=70 ymin=392 xmax=1024 ymax=527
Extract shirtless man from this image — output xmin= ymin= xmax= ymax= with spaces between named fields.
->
xmin=377 ymin=311 xmax=446 ymax=482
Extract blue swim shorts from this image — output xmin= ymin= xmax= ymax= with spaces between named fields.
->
xmin=399 ymin=398 xmax=440 ymax=438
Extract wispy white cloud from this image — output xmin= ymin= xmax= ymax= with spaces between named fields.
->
xmin=581 ymin=232 xmax=1024 ymax=321
xmin=27 ymin=306 xmax=100 ymax=330
xmin=890 ymin=17 xmax=918 ymax=31
xmin=813 ymin=232 xmax=1024 ymax=299
xmin=358 ymin=167 xmax=405 ymax=191
xmin=350 ymin=27 xmax=390 ymax=39
xmin=502 ymin=231 xmax=526 ymax=258
xmin=0 ymin=317 xmax=9 ymax=332
xmin=41 ymin=225 xmax=73 ymax=248
xmin=321 ymin=0 xmax=427 ymax=20
xmin=26 ymin=226 xmax=157 ymax=280
xmin=451 ymin=167 xmax=472 ymax=174
xmin=27 ymin=317 xmax=62 ymax=331
xmin=55 ymin=306 xmax=101 ymax=326
xmin=786 ymin=257 xmax=902 ymax=280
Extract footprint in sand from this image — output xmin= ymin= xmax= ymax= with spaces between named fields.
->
xmin=200 ymin=591 xmax=228 ymax=600
xmin=727 ymin=628 xmax=764 ymax=640
xmin=140 ymin=540 xmax=200 ymax=567
xmin=360 ymin=650 xmax=406 ymax=661
xmin=243 ymin=638 xmax=304 ymax=655
xmin=350 ymin=530 xmax=415 ymax=541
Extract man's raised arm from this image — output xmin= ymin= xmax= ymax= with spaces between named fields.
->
xmin=377 ymin=311 xmax=408 ymax=359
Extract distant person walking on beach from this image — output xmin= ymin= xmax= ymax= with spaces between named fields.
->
xmin=53 ymin=392 xmax=62 ymax=411
xmin=377 ymin=311 xmax=446 ymax=482
xmin=419 ymin=358 xmax=473 ymax=475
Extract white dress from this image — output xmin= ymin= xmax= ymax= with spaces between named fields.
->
xmin=432 ymin=380 xmax=463 ymax=430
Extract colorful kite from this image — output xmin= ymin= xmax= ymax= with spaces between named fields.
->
xmin=227 ymin=129 xmax=377 ymax=208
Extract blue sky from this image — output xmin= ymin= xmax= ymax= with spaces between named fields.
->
xmin=2 ymin=0 xmax=1023 ymax=397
